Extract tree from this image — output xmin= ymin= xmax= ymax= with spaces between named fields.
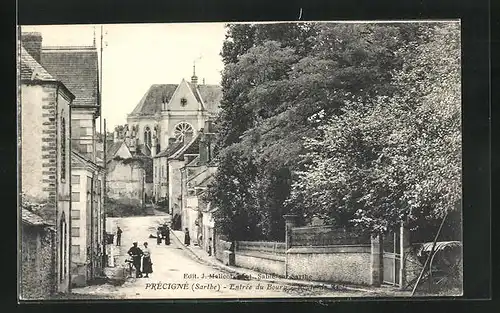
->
xmin=291 ymin=22 xmax=461 ymax=235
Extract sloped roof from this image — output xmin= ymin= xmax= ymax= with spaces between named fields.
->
xmin=106 ymin=141 xmax=125 ymax=160
xmin=22 ymin=209 xmax=50 ymax=226
xmin=196 ymin=84 xmax=223 ymax=114
xmin=170 ymin=134 xmax=201 ymax=160
xmin=186 ymin=155 xmax=200 ymax=167
xmin=41 ymin=46 xmax=99 ymax=107
xmin=129 ymin=83 xmax=222 ymax=117
xmin=130 ymin=84 xmax=178 ymax=116
xmin=19 ymin=46 xmax=56 ymax=81
xmin=196 ymin=175 xmax=215 ymax=188
xmin=155 ymin=141 xmax=185 ymax=158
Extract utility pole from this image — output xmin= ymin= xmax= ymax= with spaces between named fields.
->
xmin=99 ymin=24 xmax=107 ymax=267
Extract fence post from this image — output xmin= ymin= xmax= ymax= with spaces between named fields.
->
xmin=283 ymin=214 xmax=298 ymax=278
xmin=399 ymin=221 xmax=410 ymax=289
xmin=370 ymin=234 xmax=383 ymax=286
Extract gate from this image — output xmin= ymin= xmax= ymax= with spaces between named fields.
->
xmin=383 ymin=232 xmax=401 ymax=286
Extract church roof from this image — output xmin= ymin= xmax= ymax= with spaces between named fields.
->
xmin=129 ymin=82 xmax=222 ymax=117
xmin=40 ymin=46 xmax=99 ymax=107
xmin=130 ymin=84 xmax=178 ymax=116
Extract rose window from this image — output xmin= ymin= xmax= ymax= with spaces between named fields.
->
xmin=174 ymin=122 xmax=194 ymax=141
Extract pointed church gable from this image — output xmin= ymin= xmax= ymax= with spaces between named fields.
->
xmin=167 ymin=79 xmax=203 ymax=111
xmin=115 ymin=142 xmax=133 ymax=159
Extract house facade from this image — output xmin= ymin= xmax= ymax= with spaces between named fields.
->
xmin=37 ymin=37 xmax=105 ymax=286
xmin=70 ymin=151 xmax=105 ymax=286
xmin=181 ymin=125 xmax=217 ymax=248
xmin=19 ymin=39 xmax=74 ymax=297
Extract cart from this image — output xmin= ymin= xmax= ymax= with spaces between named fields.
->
xmin=405 ymin=241 xmax=462 ymax=293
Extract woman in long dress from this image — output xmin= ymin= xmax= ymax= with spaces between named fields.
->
xmin=142 ymin=242 xmax=153 ymax=278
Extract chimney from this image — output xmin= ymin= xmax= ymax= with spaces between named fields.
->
xmin=199 ymin=132 xmax=208 ymax=165
xmin=204 ymin=120 xmax=214 ymax=133
xmin=21 ymin=32 xmax=43 ymax=63
xmin=202 ymin=78 xmax=205 ymax=85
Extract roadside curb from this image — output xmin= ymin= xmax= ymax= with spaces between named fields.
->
xmin=169 ymin=230 xmax=383 ymax=294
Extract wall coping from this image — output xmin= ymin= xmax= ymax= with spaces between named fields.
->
xmin=236 ymin=250 xmax=286 ymax=262
xmin=287 ymin=244 xmax=371 ymax=254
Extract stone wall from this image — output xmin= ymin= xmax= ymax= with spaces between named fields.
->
xmin=20 ymin=224 xmax=56 ymax=299
xmin=107 ymin=160 xmax=144 ymax=205
xmin=287 ymin=245 xmax=372 ymax=285
xmin=233 ymin=241 xmax=286 ymax=277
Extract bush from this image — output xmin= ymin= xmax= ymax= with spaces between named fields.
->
xmin=104 ymin=197 xmax=146 ymax=217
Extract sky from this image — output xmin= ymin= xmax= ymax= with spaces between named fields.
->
xmin=21 ymin=23 xmax=227 ymax=130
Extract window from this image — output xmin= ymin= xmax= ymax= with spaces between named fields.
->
xmin=144 ymin=126 xmax=152 ymax=148
xmin=174 ymin=122 xmax=194 ymax=142
xmin=71 ymin=175 xmax=80 ymax=185
xmin=71 ymin=210 xmax=80 ymax=220
xmin=71 ymin=227 xmax=80 ymax=237
xmin=60 ymin=116 xmax=66 ymax=181
xmin=71 ymin=192 xmax=80 ymax=202
xmin=71 ymin=245 xmax=80 ymax=257
xmin=59 ymin=212 xmax=67 ymax=282
xmin=180 ymin=97 xmax=187 ymax=106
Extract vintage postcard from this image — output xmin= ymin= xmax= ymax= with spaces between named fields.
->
xmin=18 ymin=21 xmax=463 ymax=300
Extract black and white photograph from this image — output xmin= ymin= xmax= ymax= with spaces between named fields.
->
xmin=17 ymin=21 xmax=463 ymax=300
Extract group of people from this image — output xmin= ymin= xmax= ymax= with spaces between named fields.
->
xmin=127 ymin=241 xmax=153 ymax=278
xmin=156 ymin=224 xmax=171 ymax=245
xmin=115 ymin=223 xmax=209 ymax=279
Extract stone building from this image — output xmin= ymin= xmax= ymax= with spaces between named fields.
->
xmin=70 ymin=151 xmax=105 ymax=286
xmin=19 ymin=41 xmax=74 ymax=296
xmin=37 ymin=40 xmax=105 ymax=286
xmin=105 ymin=138 xmax=151 ymax=208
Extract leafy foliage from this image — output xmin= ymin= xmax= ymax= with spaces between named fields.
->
xmin=104 ymin=196 xmax=146 ymax=217
xmin=209 ymin=22 xmax=461 ymax=239
xmin=291 ymin=23 xmax=461 ymax=235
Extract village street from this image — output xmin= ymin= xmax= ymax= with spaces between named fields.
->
xmin=71 ymin=211 xmax=363 ymax=299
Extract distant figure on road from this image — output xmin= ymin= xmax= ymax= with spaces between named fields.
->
xmin=127 ymin=242 xmax=144 ymax=278
xmin=116 ymin=227 xmax=122 ymax=246
xmin=184 ymin=228 xmax=191 ymax=246
xmin=162 ymin=224 xmax=170 ymax=245
xmin=156 ymin=227 xmax=162 ymax=245
xmin=142 ymin=242 xmax=153 ymax=278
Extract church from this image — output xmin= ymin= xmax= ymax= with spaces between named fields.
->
xmin=109 ymin=66 xmax=221 ymax=213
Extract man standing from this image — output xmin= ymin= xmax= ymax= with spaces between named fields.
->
xmin=184 ymin=228 xmax=191 ymax=246
xmin=127 ymin=242 xmax=144 ymax=278
xmin=116 ymin=227 xmax=123 ymax=246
